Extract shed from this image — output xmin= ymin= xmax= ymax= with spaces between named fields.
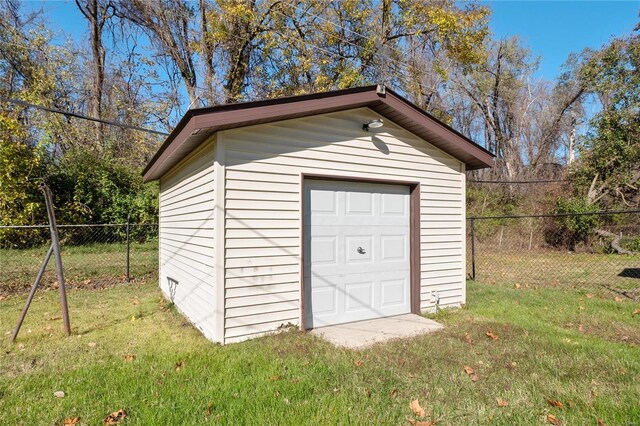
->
xmin=143 ymin=85 xmax=493 ymax=344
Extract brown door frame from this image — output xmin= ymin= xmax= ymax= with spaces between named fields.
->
xmin=299 ymin=173 xmax=421 ymax=331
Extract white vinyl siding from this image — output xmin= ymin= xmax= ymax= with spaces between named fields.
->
xmin=222 ymin=107 xmax=465 ymax=343
xmin=159 ymin=139 xmax=217 ymax=341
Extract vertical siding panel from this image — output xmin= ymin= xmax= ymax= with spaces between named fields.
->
xmin=222 ymin=108 xmax=466 ymax=341
xmin=159 ymin=138 xmax=217 ymax=342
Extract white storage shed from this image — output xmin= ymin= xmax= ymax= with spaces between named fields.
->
xmin=143 ymin=85 xmax=493 ymax=344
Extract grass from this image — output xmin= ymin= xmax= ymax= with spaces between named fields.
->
xmin=473 ymin=250 xmax=640 ymax=296
xmin=1 ymin=281 xmax=639 ymax=425
xmin=0 ymin=242 xmax=158 ymax=295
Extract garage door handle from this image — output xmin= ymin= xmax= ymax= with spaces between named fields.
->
xmin=357 ymin=247 xmax=366 ymax=254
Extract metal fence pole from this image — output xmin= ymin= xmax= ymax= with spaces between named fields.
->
xmin=126 ymin=214 xmax=131 ymax=282
xmin=470 ymin=218 xmax=476 ymax=281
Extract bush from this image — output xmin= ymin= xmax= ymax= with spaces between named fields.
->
xmin=548 ymin=197 xmax=601 ymax=250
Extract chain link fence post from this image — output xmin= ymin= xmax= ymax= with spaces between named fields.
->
xmin=126 ymin=214 xmax=131 ymax=282
xmin=470 ymin=218 xmax=477 ymax=281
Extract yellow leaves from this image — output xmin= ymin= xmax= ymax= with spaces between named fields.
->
xmin=64 ymin=417 xmax=81 ymax=426
xmin=546 ymin=413 xmax=561 ymax=425
xmin=486 ymin=329 xmax=498 ymax=340
xmin=103 ymin=409 xmax=127 ymax=425
xmin=409 ymin=399 xmax=426 ymax=417
xmin=495 ymin=398 xmax=508 ymax=407
xmin=463 ymin=365 xmax=479 ymax=382
xmin=632 ymin=309 xmax=640 ymax=316
xmin=547 ymin=399 xmax=564 ymax=408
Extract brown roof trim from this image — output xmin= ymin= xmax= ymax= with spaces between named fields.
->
xmin=143 ymin=85 xmax=493 ymax=182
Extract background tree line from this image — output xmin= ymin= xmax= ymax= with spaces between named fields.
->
xmin=0 ymin=1 xmax=638 ymax=238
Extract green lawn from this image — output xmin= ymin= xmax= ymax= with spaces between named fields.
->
xmin=0 ymin=241 xmax=158 ymax=295
xmin=472 ymin=250 xmax=640 ymax=296
xmin=1 ymin=281 xmax=638 ymax=425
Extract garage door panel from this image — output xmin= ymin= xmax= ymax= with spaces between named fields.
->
xmin=305 ymin=180 xmax=411 ymax=328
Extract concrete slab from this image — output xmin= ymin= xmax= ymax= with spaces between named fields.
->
xmin=310 ymin=314 xmax=444 ymax=349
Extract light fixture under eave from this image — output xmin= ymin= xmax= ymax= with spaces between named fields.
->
xmin=363 ymin=119 xmax=384 ymax=132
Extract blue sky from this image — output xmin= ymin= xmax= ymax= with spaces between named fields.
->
xmin=26 ymin=0 xmax=640 ymax=82
xmin=485 ymin=1 xmax=639 ymax=79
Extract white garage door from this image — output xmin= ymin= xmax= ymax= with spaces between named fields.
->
xmin=303 ymin=180 xmax=411 ymax=328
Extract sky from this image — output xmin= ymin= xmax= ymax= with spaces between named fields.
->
xmin=485 ymin=0 xmax=639 ymax=79
xmin=24 ymin=0 xmax=640 ymax=82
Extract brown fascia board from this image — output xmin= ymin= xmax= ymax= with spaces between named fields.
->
xmin=143 ymin=85 xmax=493 ymax=182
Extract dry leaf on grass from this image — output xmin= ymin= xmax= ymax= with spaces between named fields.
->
xmin=206 ymin=403 xmax=212 ymax=417
xmin=496 ymin=398 xmax=508 ymax=407
xmin=547 ymin=399 xmax=564 ymax=408
xmin=586 ymin=293 xmax=595 ymax=299
xmin=103 ymin=409 xmax=127 ymax=425
xmin=579 ymin=305 xmax=585 ymax=311
xmin=463 ymin=365 xmax=475 ymax=375
xmin=486 ymin=329 xmax=498 ymax=340
xmin=514 ymin=283 xmax=521 ymax=289
xmin=463 ymin=332 xmax=473 ymax=344
xmin=123 ymin=354 xmax=136 ymax=362
xmin=175 ymin=360 xmax=186 ymax=372
xmin=406 ymin=418 xmax=436 ymax=426
xmin=390 ymin=389 xmax=398 ymax=398
xmin=354 ymin=360 xmax=364 ymax=367
xmin=546 ymin=414 xmax=560 ymax=425
xmin=632 ymin=309 xmax=640 ymax=316
xmin=409 ymin=399 xmax=426 ymax=417
xmin=596 ymin=418 xmax=607 ymax=426
xmin=54 ymin=391 xmax=65 ymax=398
xmin=469 ymin=374 xmax=480 ymax=382
xmin=614 ymin=296 xmax=624 ymax=303
xmin=64 ymin=417 xmax=81 ymax=425
xmin=268 ymin=375 xmax=280 ymax=381
xmin=132 ymin=299 xmax=140 ymax=306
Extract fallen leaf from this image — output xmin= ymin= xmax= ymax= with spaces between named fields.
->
xmin=514 ymin=283 xmax=521 ymax=289
xmin=586 ymin=293 xmax=595 ymax=299
xmin=596 ymin=418 xmax=606 ymax=426
xmin=547 ymin=399 xmax=564 ymax=408
xmin=578 ymin=324 xmax=585 ymax=333
xmin=546 ymin=414 xmax=560 ymax=425
xmin=64 ymin=417 xmax=81 ymax=426
xmin=206 ymin=403 xmax=212 ymax=417
xmin=354 ymin=360 xmax=364 ymax=367
xmin=175 ymin=360 xmax=186 ymax=372
xmin=614 ymin=296 xmax=624 ymax=303
xmin=496 ymin=398 xmax=508 ymax=407
xmin=132 ymin=299 xmax=140 ymax=305
xmin=463 ymin=332 xmax=473 ymax=344
xmin=406 ymin=418 xmax=436 ymax=426
xmin=390 ymin=389 xmax=398 ymax=398
xmin=49 ymin=316 xmax=61 ymax=321
xmin=409 ymin=399 xmax=426 ymax=417
xmin=632 ymin=309 xmax=640 ymax=316
xmin=469 ymin=374 xmax=480 ymax=382
xmin=567 ymin=400 xmax=574 ymax=408
xmin=103 ymin=409 xmax=127 ymax=425
xmin=463 ymin=365 xmax=475 ymax=375
xmin=88 ymin=342 xmax=97 ymax=348
xmin=123 ymin=354 xmax=136 ymax=362
xmin=268 ymin=375 xmax=280 ymax=381
xmin=486 ymin=329 xmax=498 ymax=340
xmin=579 ymin=305 xmax=585 ymax=311
xmin=54 ymin=391 xmax=65 ymax=398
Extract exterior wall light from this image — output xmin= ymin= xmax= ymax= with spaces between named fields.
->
xmin=363 ymin=119 xmax=384 ymax=131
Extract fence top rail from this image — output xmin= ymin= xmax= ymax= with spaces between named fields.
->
xmin=0 ymin=223 xmax=158 ymax=229
xmin=468 ymin=209 xmax=640 ymax=221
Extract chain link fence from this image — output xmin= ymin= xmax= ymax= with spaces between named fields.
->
xmin=467 ymin=210 xmax=640 ymax=300
xmin=0 ymin=223 xmax=158 ymax=296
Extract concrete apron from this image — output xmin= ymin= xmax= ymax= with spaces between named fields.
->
xmin=310 ymin=314 xmax=444 ymax=349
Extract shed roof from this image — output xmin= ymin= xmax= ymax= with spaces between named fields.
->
xmin=143 ymin=85 xmax=493 ymax=182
